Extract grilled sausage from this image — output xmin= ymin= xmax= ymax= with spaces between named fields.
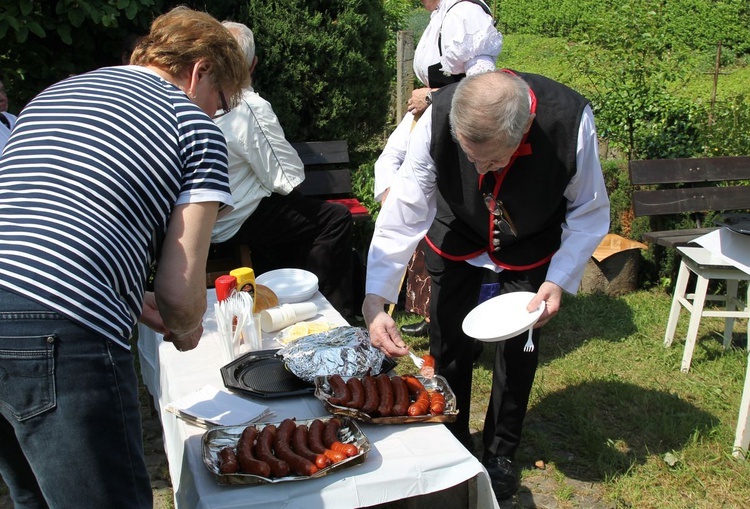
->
xmin=429 ymin=391 xmax=446 ymax=415
xmin=292 ymin=423 xmax=330 ymax=469
xmin=327 ymin=374 xmax=351 ymax=406
xmin=376 ymin=374 xmax=394 ymax=417
xmin=307 ymin=419 xmax=328 ymax=454
xmin=360 ymin=375 xmax=380 ymax=416
xmin=323 ymin=417 xmax=358 ymax=457
xmin=390 ymin=375 xmax=410 ymax=416
xmin=218 ymin=446 xmax=239 ymax=474
xmin=274 ymin=419 xmax=319 ymax=476
xmin=420 ymin=354 xmax=436 ymax=379
xmin=404 ymin=375 xmax=430 ymax=416
xmin=235 ymin=426 xmax=271 ymax=477
xmin=254 ymin=424 xmax=290 ymax=477
xmin=345 ymin=377 xmax=365 ymax=410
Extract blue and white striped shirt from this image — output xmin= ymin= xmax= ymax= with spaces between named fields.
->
xmin=0 ymin=66 xmax=233 ymax=349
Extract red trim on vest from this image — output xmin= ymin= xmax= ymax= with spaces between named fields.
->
xmin=426 ymin=235 xmax=557 ymax=271
xmin=424 ymin=236 xmax=485 ymax=261
xmin=489 ymin=250 xmax=556 ymax=271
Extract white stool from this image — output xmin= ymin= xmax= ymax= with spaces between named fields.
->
xmin=664 ymin=246 xmax=750 ymax=373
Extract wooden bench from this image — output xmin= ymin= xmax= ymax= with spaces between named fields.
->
xmin=629 ymin=156 xmax=750 ymax=249
xmin=292 ymin=140 xmax=371 ymax=222
xmin=205 ymin=140 xmax=370 ymax=287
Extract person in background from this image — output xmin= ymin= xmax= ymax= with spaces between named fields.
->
xmin=0 ymin=7 xmax=249 ymax=508
xmin=0 ymin=79 xmax=17 ymax=154
xmin=120 ymin=33 xmax=145 ymax=65
xmin=363 ymin=70 xmax=610 ymax=501
xmin=212 ymin=21 xmax=355 ymax=318
xmin=374 ymin=0 xmax=502 ymax=338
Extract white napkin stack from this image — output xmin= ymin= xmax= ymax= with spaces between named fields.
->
xmin=165 ymin=385 xmax=273 ymax=427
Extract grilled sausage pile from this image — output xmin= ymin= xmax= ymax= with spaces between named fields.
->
xmin=218 ymin=417 xmax=359 ymax=477
xmin=327 ymin=374 xmax=446 ymax=417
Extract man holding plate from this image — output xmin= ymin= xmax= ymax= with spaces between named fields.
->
xmin=362 ymin=70 xmax=609 ymax=501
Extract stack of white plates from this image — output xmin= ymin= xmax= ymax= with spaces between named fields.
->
xmin=255 ymin=269 xmax=319 ymax=304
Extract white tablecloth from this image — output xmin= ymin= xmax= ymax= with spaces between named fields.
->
xmin=137 ymin=289 xmax=500 ymax=508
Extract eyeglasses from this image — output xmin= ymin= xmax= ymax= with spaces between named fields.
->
xmin=213 ymin=91 xmax=230 ymax=119
xmin=483 ymin=193 xmax=517 ymax=237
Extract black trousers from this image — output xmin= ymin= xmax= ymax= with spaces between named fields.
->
xmin=219 ymin=190 xmax=354 ymax=317
xmin=425 ymin=247 xmax=548 ymax=459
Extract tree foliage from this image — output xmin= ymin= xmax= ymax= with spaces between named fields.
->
xmin=0 ymin=0 xmax=163 ymax=112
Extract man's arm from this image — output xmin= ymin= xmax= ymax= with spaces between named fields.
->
xmin=529 ymin=105 xmax=610 ymax=325
xmin=154 ymin=201 xmax=219 ymax=351
xmin=365 ymin=112 xmax=439 ymax=355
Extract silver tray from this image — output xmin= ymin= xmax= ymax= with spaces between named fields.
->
xmin=202 ymin=416 xmax=369 ymax=485
xmin=314 ymin=374 xmax=458 ymax=424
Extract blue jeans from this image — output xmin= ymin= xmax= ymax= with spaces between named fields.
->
xmin=0 ymin=288 xmax=152 ymax=509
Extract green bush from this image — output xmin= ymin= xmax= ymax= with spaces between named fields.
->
xmin=231 ymin=0 xmax=390 ymax=146
xmin=0 ymin=0 xmax=161 ymax=112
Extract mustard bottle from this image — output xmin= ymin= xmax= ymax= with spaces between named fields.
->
xmin=229 ymin=267 xmax=256 ymax=296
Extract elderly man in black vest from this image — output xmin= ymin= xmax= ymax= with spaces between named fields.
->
xmin=363 ymin=70 xmax=609 ymax=501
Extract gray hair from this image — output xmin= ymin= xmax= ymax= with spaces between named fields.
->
xmin=449 ymin=71 xmax=531 ymax=149
xmin=222 ymin=21 xmax=255 ymax=68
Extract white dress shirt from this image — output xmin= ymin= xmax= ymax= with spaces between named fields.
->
xmin=0 ymin=112 xmax=17 ymax=155
xmin=212 ymin=87 xmax=304 ymax=243
xmin=374 ymin=0 xmax=503 ymax=201
xmin=366 ymin=104 xmax=610 ymax=302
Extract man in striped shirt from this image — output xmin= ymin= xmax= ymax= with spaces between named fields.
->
xmin=0 ymin=7 xmax=249 ymax=508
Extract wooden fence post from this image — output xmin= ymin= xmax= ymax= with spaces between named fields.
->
xmin=397 ymin=30 xmax=415 ymax=121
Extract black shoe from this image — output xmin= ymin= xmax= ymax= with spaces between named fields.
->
xmin=401 ymin=319 xmax=430 ymax=337
xmin=483 ymin=456 xmax=518 ymax=500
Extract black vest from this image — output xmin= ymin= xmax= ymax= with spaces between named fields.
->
xmin=425 ymin=70 xmax=589 ymax=270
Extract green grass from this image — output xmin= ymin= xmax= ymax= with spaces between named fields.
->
xmin=398 ymin=288 xmax=750 ymax=507
xmin=496 ymin=33 xmax=750 ymax=103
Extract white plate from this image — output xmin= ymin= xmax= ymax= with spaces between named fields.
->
xmin=462 ymin=291 xmax=544 ymax=342
xmin=255 ymin=269 xmax=318 ymax=304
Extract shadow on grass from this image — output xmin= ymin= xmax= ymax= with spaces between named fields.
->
xmin=470 ymin=292 xmax=640 ymax=370
xmin=519 ymin=379 xmax=718 ymax=482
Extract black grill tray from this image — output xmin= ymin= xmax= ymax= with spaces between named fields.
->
xmin=220 ymin=348 xmax=397 ymax=399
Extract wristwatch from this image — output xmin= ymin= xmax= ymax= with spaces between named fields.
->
xmin=425 ymin=91 xmax=432 ymax=106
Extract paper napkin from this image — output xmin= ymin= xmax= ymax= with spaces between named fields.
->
xmin=165 ymin=385 xmax=273 ymax=427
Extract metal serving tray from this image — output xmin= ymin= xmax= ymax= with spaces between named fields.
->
xmin=314 ymin=374 xmax=458 ymax=424
xmin=202 ymin=416 xmax=370 ymax=485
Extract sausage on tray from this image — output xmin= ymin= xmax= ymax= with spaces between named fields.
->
xmin=274 ymin=419 xmax=319 ymax=476
xmin=253 ymin=424 xmax=290 ymax=477
xmin=360 ymin=375 xmax=380 ymax=416
xmin=404 ymin=375 xmax=430 ymax=416
xmin=218 ymin=446 xmax=239 ymax=474
xmin=429 ymin=391 xmax=446 ymax=415
xmin=390 ymin=375 xmax=410 ymax=417
xmin=345 ymin=377 xmax=365 ymax=410
xmin=307 ymin=419 xmax=328 ymax=454
xmin=236 ymin=426 xmax=272 ymax=477
xmin=376 ymin=374 xmax=394 ymax=417
xmin=327 ymin=374 xmax=351 ymax=406
xmin=323 ymin=417 xmax=358 ymax=457
xmin=309 ymin=418 xmax=347 ymax=463
xmin=292 ymin=423 xmax=331 ymax=470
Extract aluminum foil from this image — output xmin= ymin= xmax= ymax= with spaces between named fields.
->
xmin=279 ymin=326 xmax=385 ymax=383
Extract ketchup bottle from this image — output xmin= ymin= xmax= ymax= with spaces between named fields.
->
xmin=214 ymin=275 xmax=238 ymax=302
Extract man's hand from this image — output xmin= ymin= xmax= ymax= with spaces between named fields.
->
xmin=362 ymin=294 xmax=409 ymax=357
xmin=164 ymin=323 xmax=203 ymax=352
xmin=139 ymin=291 xmax=169 ymax=335
xmin=407 ymin=87 xmax=434 ymax=117
xmin=528 ymin=281 xmax=563 ymax=327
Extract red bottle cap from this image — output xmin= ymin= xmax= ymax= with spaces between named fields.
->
xmin=214 ymin=275 xmax=237 ymax=302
